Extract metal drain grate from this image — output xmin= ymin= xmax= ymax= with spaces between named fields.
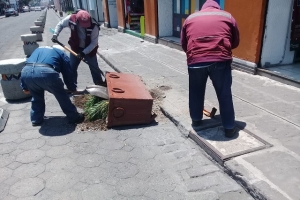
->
xmin=189 ymin=125 xmax=272 ymax=164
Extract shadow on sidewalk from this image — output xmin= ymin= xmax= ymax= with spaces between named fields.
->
xmin=109 ymin=120 xmax=159 ymax=131
xmin=39 ymin=116 xmax=76 ymax=136
xmin=194 ymin=120 xmax=247 ymax=142
xmin=6 ymin=97 xmax=31 ymax=104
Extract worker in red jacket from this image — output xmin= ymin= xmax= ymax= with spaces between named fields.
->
xmin=181 ymin=0 xmax=240 ymax=138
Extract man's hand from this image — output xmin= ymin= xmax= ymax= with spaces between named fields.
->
xmin=77 ymin=52 xmax=85 ymax=60
xmin=51 ymin=35 xmax=58 ymax=43
xmin=72 ymin=90 xmax=81 ymax=95
xmin=23 ymin=90 xmax=30 ymax=95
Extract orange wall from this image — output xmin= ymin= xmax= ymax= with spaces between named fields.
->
xmin=225 ymin=0 xmax=267 ymax=63
xmin=116 ymin=0 xmax=125 ymax=28
xmin=144 ymin=0 xmax=158 ymax=37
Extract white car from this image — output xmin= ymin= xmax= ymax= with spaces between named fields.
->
xmin=34 ymin=6 xmax=41 ymax=11
xmin=30 ymin=7 xmax=35 ymax=11
xmin=22 ymin=6 xmax=30 ymax=12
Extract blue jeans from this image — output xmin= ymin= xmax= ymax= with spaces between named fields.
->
xmin=188 ymin=61 xmax=235 ymax=129
xmin=70 ymin=51 xmax=104 ymax=85
xmin=21 ymin=66 xmax=80 ymax=124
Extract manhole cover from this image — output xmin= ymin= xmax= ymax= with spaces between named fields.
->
xmin=189 ymin=126 xmax=271 ymax=164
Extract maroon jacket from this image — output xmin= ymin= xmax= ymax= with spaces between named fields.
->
xmin=68 ymin=14 xmax=98 ymax=57
xmin=180 ymin=0 xmax=239 ymax=65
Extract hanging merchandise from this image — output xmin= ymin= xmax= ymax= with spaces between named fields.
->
xmin=125 ymin=0 xmax=144 ymax=31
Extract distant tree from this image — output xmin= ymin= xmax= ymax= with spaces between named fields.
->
xmin=18 ymin=0 xmax=31 ymax=6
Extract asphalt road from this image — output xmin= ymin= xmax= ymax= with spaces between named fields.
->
xmin=0 ymin=10 xmax=43 ymax=60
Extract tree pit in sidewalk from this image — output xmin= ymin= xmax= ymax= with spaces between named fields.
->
xmin=73 ymin=95 xmax=108 ymax=131
xmin=72 ymin=86 xmax=170 ymax=131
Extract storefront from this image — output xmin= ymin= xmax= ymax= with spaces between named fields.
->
xmin=257 ymin=0 xmax=300 ymax=85
xmin=102 ymin=0 xmax=157 ymax=41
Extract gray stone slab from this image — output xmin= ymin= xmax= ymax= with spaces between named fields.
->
xmin=245 ymin=151 xmax=300 ymax=200
xmin=189 ymin=126 xmax=269 ymax=163
xmin=46 ymin=172 xmax=79 ymax=192
xmin=76 ymin=154 xmax=104 ymax=168
xmin=0 ymin=167 xmax=13 ymax=183
xmin=116 ymin=178 xmax=149 ymax=197
xmin=13 ymin=163 xmax=45 ymax=179
xmin=0 ymin=154 xmax=15 ymax=167
xmin=0 ymin=133 xmax=19 ymax=144
xmin=16 ymin=149 xmax=45 ymax=164
xmin=82 ymin=183 xmax=117 ymax=200
xmin=258 ymin=101 xmax=300 ymax=118
xmin=0 ymin=142 xmax=17 ymax=154
xmin=9 ymin=178 xmax=44 ymax=198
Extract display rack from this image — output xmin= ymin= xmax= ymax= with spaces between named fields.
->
xmin=127 ymin=12 xmax=144 ymax=30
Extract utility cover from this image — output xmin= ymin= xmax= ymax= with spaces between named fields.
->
xmin=189 ymin=126 xmax=271 ymax=164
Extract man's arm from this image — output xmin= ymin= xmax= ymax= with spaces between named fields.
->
xmin=60 ymin=53 xmax=77 ymax=91
xmin=180 ymin=23 xmax=188 ymax=52
xmin=82 ymin=26 xmax=99 ymax=55
xmin=231 ymin=17 xmax=240 ymax=49
xmin=53 ymin=15 xmax=71 ymax=36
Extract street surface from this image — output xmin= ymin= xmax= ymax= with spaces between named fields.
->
xmin=0 ymin=10 xmax=253 ymax=200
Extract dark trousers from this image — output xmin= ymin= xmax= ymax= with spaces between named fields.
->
xmin=188 ymin=61 xmax=235 ymax=129
xmin=21 ymin=66 xmax=80 ymax=124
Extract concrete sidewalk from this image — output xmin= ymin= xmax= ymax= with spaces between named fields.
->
xmin=98 ymin=29 xmax=300 ymax=200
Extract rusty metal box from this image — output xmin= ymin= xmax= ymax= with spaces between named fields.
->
xmin=106 ymin=72 xmax=155 ymax=128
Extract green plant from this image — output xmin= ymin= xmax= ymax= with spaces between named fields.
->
xmin=84 ymin=95 xmax=109 ymax=121
xmin=66 ymin=11 xmax=73 ymax=15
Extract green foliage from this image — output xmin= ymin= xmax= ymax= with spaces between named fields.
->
xmin=18 ymin=0 xmax=32 ymax=6
xmin=66 ymin=10 xmax=73 ymax=15
xmin=84 ymin=95 xmax=109 ymax=121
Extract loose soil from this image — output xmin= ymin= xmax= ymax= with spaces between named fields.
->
xmin=72 ymin=85 xmax=170 ymax=131
xmin=73 ymin=95 xmax=107 ymax=131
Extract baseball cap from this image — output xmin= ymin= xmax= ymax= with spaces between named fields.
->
xmin=76 ymin=10 xmax=91 ymax=28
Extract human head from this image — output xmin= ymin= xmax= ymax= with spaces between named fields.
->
xmin=76 ymin=10 xmax=91 ymax=28
xmin=202 ymin=0 xmax=220 ymax=10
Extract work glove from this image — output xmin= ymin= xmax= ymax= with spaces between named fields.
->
xmin=51 ymin=35 xmax=58 ymax=43
xmin=77 ymin=52 xmax=85 ymax=60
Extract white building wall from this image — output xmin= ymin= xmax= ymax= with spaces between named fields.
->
xmin=96 ymin=0 xmax=104 ymax=21
xmin=72 ymin=0 xmax=78 ymax=10
xmin=82 ymin=0 xmax=88 ymax=10
xmin=260 ymin=0 xmax=295 ymax=67
xmin=158 ymin=0 xmax=172 ymax=37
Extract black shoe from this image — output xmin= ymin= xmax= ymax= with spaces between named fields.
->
xmin=64 ymin=89 xmax=72 ymax=94
xmin=32 ymin=121 xmax=43 ymax=126
xmin=69 ymin=113 xmax=85 ymax=124
xmin=224 ymin=127 xmax=238 ymax=138
xmin=192 ymin=120 xmax=202 ymax=127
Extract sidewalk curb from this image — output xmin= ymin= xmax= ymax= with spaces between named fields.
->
xmin=0 ymin=108 xmax=9 ymax=133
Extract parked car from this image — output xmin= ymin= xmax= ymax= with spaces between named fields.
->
xmin=5 ymin=8 xmax=19 ymax=17
xmin=34 ymin=6 xmax=41 ymax=11
xmin=22 ymin=6 xmax=30 ymax=12
xmin=30 ymin=6 xmax=35 ymax=11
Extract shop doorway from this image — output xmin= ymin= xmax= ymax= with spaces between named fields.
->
xmin=124 ymin=0 xmax=145 ymax=37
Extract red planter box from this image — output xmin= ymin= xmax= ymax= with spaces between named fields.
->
xmin=106 ymin=72 xmax=156 ymax=128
